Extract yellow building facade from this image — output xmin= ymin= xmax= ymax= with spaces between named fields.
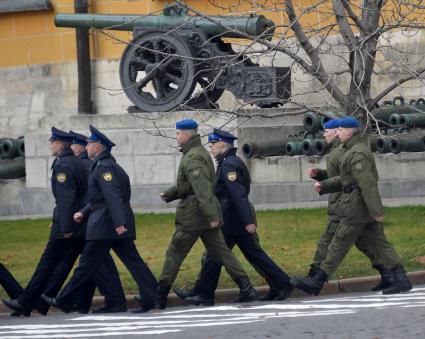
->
xmin=0 ymin=0 xmax=325 ymax=68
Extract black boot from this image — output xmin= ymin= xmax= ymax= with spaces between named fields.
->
xmin=382 ymin=265 xmax=412 ymax=295
xmin=371 ymin=264 xmax=393 ymax=291
xmin=2 ymin=299 xmax=31 ymax=317
xmin=306 ymin=265 xmax=320 ymax=278
xmin=234 ymin=277 xmax=257 ymax=303
xmin=290 ymin=269 xmax=328 ymax=296
xmin=173 ymin=286 xmax=196 ymax=300
xmin=274 ymin=283 xmax=293 ymax=301
xmin=157 ymin=280 xmax=171 ymax=310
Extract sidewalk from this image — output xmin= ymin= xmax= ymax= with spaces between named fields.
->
xmin=1 ymin=270 xmax=424 ymax=315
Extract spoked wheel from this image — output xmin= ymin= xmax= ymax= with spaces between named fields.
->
xmin=184 ymin=75 xmax=225 ymax=109
xmin=120 ymin=31 xmax=196 ymax=112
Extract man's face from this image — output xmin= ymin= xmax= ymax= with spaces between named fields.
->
xmin=209 ymin=140 xmax=224 ymax=159
xmin=86 ymin=141 xmax=98 ymax=159
xmin=176 ymin=130 xmax=191 ymax=147
xmin=323 ymin=128 xmax=338 ymax=144
xmin=71 ymin=143 xmax=86 ymax=156
xmin=338 ymin=127 xmax=352 ymax=142
xmin=50 ymin=140 xmax=63 ymax=156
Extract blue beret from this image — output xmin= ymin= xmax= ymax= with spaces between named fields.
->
xmin=323 ymin=119 xmax=340 ymax=129
xmin=176 ymin=119 xmax=198 ymax=130
xmin=88 ymin=125 xmax=116 ymax=148
xmin=69 ymin=130 xmax=88 ymax=146
xmin=339 ymin=117 xmax=360 ymax=128
xmin=208 ymin=128 xmax=237 ymax=145
xmin=49 ymin=127 xmax=74 ymax=142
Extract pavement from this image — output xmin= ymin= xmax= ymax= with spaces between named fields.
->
xmin=1 ymin=270 xmax=425 ymax=315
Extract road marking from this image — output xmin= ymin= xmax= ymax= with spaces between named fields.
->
xmin=0 ymin=289 xmax=423 ymax=338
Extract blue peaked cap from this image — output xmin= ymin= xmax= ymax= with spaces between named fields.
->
xmin=176 ymin=119 xmax=198 ymax=130
xmin=49 ymin=127 xmax=74 ymax=142
xmin=339 ymin=116 xmax=360 ymax=128
xmin=208 ymin=128 xmax=237 ymax=145
xmin=69 ymin=130 xmax=88 ymax=146
xmin=88 ymin=125 xmax=116 ymax=148
xmin=323 ymin=119 xmax=340 ymax=129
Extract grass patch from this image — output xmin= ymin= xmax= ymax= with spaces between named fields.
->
xmin=1 ymin=206 xmax=424 ymax=297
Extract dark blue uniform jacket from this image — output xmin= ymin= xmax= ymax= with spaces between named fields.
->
xmin=81 ymin=151 xmax=136 ymax=240
xmin=50 ymin=149 xmax=88 ymax=240
xmin=215 ymin=148 xmax=255 ymax=235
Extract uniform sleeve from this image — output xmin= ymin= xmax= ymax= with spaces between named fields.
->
xmin=185 ymin=156 xmax=220 ymax=222
xmin=351 ymin=153 xmax=384 ymax=217
xmin=320 ymin=176 xmax=342 ymax=195
xmin=162 ymin=185 xmax=180 ymax=202
xmin=96 ymin=166 xmax=127 ymax=228
xmin=222 ymin=162 xmax=253 ymax=226
xmin=53 ymin=166 xmax=78 ymax=234
xmin=311 ymin=169 xmax=328 ymax=181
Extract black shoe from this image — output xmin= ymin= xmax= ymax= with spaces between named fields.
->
xmin=2 ymin=299 xmax=30 ymax=316
xmin=185 ymin=295 xmax=214 ymax=306
xmin=131 ymin=303 xmax=156 ymax=313
xmin=259 ymin=288 xmax=280 ymax=301
xmin=382 ymin=265 xmax=412 ymax=295
xmin=290 ymin=270 xmax=328 ymax=296
xmin=173 ymin=286 xmax=196 ymax=300
xmin=69 ymin=304 xmax=89 ymax=314
xmin=234 ymin=277 xmax=257 ymax=303
xmin=40 ymin=294 xmax=71 ymax=313
xmin=92 ymin=304 xmax=127 ymax=314
xmin=274 ymin=284 xmax=294 ymax=301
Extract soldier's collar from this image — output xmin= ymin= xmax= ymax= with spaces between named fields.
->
xmin=181 ymin=135 xmax=201 ymax=154
xmin=343 ymin=133 xmax=362 ymax=149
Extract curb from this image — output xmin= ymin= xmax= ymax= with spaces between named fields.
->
xmin=1 ymin=270 xmax=425 ymax=315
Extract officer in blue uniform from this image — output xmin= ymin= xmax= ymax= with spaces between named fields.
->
xmin=43 ymin=125 xmax=158 ymax=313
xmin=38 ymin=130 xmax=126 ymax=314
xmin=2 ymin=127 xmax=90 ymax=316
xmin=175 ymin=129 xmax=293 ymax=305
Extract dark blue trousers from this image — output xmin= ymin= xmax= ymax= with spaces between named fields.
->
xmin=57 ymin=239 xmax=158 ymax=308
xmin=194 ymin=233 xmax=290 ymax=298
xmin=0 ymin=263 xmax=23 ymax=298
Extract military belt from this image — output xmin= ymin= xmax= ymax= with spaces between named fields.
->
xmin=342 ymin=184 xmax=358 ymax=193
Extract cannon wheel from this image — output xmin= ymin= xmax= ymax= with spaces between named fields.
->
xmin=184 ymin=76 xmax=225 ymax=109
xmin=120 ymin=31 xmax=196 ymax=112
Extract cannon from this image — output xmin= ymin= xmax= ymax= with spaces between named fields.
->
xmin=301 ymin=131 xmax=324 ymax=156
xmin=376 ymin=135 xmax=392 ymax=153
xmin=0 ymin=138 xmax=20 ymax=159
xmin=372 ymin=96 xmax=425 ymax=126
xmin=389 ymin=131 xmax=425 ymax=154
xmin=242 ymin=139 xmax=287 ymax=159
xmin=398 ymin=112 xmax=425 ymax=128
xmin=0 ymin=158 xmax=25 ymax=179
xmin=55 ymin=3 xmax=291 ymax=112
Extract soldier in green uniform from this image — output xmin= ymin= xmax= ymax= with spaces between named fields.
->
xmin=305 ymin=119 xmax=385 ymax=290
xmin=157 ymin=119 xmax=257 ymax=309
xmin=292 ymin=116 xmax=411 ymax=295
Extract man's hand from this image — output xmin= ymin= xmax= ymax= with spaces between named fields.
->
xmin=314 ymin=181 xmax=322 ymax=193
xmin=74 ymin=212 xmax=84 ymax=223
xmin=63 ymin=232 xmax=73 ymax=239
xmin=115 ymin=225 xmax=128 ymax=235
xmin=48 ymin=222 xmax=53 ymax=229
xmin=374 ymin=215 xmax=385 ymax=223
xmin=245 ymin=224 xmax=256 ymax=234
xmin=209 ymin=219 xmax=220 ymax=229
xmin=307 ymin=168 xmax=318 ymax=178
xmin=160 ymin=192 xmax=168 ymax=202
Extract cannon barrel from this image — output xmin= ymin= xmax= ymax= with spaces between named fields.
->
xmin=55 ymin=12 xmax=275 ymax=38
xmin=399 ymin=113 xmax=425 ymax=128
xmin=376 ymin=135 xmax=392 ymax=153
xmin=372 ymin=96 xmax=425 ymax=126
xmin=389 ymin=114 xmax=400 ymax=126
xmin=242 ymin=139 xmax=287 ymax=159
xmin=0 ymin=138 xmax=20 ymax=159
xmin=303 ymin=112 xmax=322 ymax=132
xmin=313 ymin=139 xmax=328 ymax=156
xmin=389 ymin=132 xmax=425 ymax=154
xmin=0 ymin=159 xmax=25 ymax=179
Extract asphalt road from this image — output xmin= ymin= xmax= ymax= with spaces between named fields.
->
xmin=1 ymin=286 xmax=424 ymax=339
